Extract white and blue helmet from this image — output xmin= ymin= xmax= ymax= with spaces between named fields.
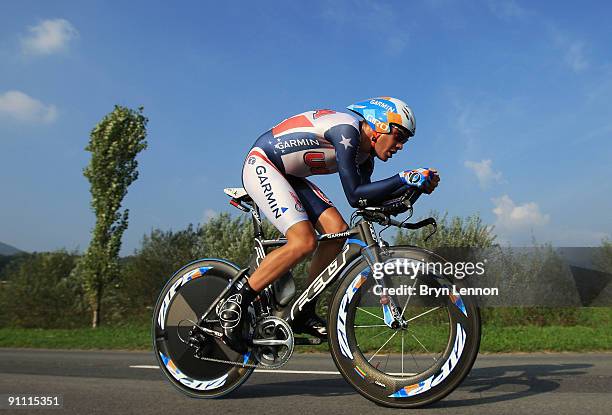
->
xmin=347 ymin=97 xmax=416 ymax=137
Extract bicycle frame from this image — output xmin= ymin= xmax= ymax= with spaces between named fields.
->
xmin=246 ymin=204 xmax=386 ymax=323
xmin=196 ymin=196 xmax=414 ymax=328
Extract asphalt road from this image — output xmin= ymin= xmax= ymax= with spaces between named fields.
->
xmin=0 ymin=349 xmax=611 ymax=414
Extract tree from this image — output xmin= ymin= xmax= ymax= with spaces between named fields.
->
xmin=595 ymin=239 xmax=612 ymax=274
xmin=195 ymin=213 xmax=279 ymax=266
xmin=77 ymin=105 xmax=148 ymax=328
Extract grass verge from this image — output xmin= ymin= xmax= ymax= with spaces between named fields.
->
xmin=0 ymin=324 xmax=610 ymax=353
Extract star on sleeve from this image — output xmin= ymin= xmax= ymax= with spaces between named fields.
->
xmin=339 ymin=135 xmax=353 ymax=149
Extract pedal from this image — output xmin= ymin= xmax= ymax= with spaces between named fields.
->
xmin=294 ymin=337 xmax=323 ymax=345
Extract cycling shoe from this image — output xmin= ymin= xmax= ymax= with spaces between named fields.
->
xmin=292 ymin=312 xmax=328 ymax=340
xmin=218 ymin=281 xmax=258 ymax=354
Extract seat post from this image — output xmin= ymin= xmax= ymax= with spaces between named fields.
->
xmin=251 ymin=204 xmax=264 ymax=239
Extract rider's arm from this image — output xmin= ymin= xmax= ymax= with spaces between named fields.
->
xmin=325 ymin=123 xmax=407 ymax=208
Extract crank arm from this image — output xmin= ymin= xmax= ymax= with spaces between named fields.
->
xmin=200 ymin=327 xmax=224 ymax=338
xmin=294 ymin=337 xmax=322 ymax=345
xmin=251 ymin=339 xmax=292 ymax=347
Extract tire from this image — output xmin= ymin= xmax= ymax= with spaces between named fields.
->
xmin=327 ymin=246 xmax=481 ymax=408
xmin=152 ymin=258 xmax=255 ymax=398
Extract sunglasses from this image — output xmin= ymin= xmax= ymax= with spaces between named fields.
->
xmin=391 ymin=125 xmax=412 ymax=144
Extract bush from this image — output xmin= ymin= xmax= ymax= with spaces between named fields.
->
xmin=594 ymin=239 xmax=612 ymax=274
xmin=107 ymin=225 xmax=201 ymax=324
xmin=0 ymin=251 xmax=87 ymax=328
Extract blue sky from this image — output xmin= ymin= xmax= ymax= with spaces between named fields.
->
xmin=1 ymin=0 xmax=611 ymax=254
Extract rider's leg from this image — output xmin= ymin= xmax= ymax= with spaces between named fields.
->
xmin=292 ymin=208 xmax=348 ymax=339
xmin=241 ymin=147 xmax=316 ymax=292
xmin=218 ymin=221 xmax=317 ymax=353
xmin=247 ymin=221 xmax=317 ymax=291
xmin=309 ymin=207 xmax=348 ymax=284
xmin=223 ymin=145 xmax=318 ymax=353
xmin=238 ymin=153 xmax=331 ymax=346
xmin=275 ymin=178 xmax=345 ymax=339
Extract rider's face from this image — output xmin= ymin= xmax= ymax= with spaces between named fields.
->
xmin=374 ymin=126 xmax=409 ymax=161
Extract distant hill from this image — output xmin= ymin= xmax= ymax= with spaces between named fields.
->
xmin=0 ymin=242 xmax=23 ymax=256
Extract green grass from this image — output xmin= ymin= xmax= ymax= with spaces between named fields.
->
xmin=0 ymin=323 xmax=610 ymax=353
xmin=481 ymin=325 xmax=612 ymax=352
xmin=1 ymin=308 xmax=610 ymax=352
xmin=0 ymin=325 xmax=151 ymax=350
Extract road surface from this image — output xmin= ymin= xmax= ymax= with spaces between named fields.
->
xmin=0 ymin=349 xmax=610 ymax=414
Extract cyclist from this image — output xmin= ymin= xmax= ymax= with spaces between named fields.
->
xmin=219 ymin=97 xmax=440 ymax=353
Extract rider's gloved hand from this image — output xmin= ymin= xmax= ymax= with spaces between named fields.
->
xmin=398 ymin=168 xmax=440 ymax=194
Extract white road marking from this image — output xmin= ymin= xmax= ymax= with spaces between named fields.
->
xmin=130 ymin=365 xmax=339 ymax=374
xmin=130 ymin=365 xmax=416 ymax=376
xmin=258 ymin=369 xmax=340 ymax=375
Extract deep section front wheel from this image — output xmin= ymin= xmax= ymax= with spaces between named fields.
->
xmin=328 ymin=246 xmax=481 ymax=408
xmin=152 ymin=259 xmax=255 ymax=398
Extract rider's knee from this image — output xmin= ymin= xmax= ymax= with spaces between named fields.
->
xmin=288 ymin=234 xmax=317 ymax=259
xmin=327 ymin=221 xmax=349 ymax=235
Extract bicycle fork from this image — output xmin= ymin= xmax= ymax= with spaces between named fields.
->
xmin=359 ymin=223 xmax=407 ymax=329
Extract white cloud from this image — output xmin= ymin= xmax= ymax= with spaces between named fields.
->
xmin=548 ymin=25 xmax=589 ymax=73
xmin=563 ymin=41 xmax=589 ymax=72
xmin=492 ymin=195 xmax=549 ymax=229
xmin=21 ymin=19 xmax=78 ymax=55
xmin=451 ymin=95 xmax=524 ymax=156
xmin=0 ymin=90 xmax=58 ymax=123
xmin=464 ymin=159 xmax=503 ymax=188
xmin=454 ymin=105 xmax=481 ymax=152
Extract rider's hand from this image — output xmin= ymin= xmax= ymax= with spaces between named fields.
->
xmin=398 ymin=168 xmax=440 ymax=194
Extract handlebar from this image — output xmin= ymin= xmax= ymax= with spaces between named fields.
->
xmin=362 ymin=188 xmax=421 ymax=216
xmin=389 ymin=216 xmax=437 ymax=230
xmin=355 ymin=188 xmax=436 ymax=234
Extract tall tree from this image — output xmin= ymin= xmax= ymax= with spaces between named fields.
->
xmin=78 ymin=105 xmax=148 ymax=328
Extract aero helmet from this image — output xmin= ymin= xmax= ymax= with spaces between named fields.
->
xmin=347 ymin=97 xmax=416 ymax=137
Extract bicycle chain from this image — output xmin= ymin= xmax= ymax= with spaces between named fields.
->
xmin=194 ymin=353 xmax=260 ymax=368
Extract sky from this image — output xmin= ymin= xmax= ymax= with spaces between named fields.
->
xmin=1 ymin=0 xmax=611 ymax=255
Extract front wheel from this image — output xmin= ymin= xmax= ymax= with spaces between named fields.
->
xmin=152 ymin=258 xmax=255 ymax=398
xmin=328 ymin=246 xmax=481 ymax=408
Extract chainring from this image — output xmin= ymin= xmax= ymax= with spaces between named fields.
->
xmin=251 ymin=316 xmax=294 ymax=369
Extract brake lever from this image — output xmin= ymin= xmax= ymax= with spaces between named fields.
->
xmin=362 ymin=209 xmax=390 ymax=224
xmin=424 ymin=220 xmax=437 ymax=242
xmin=388 ymin=217 xmax=438 ymax=241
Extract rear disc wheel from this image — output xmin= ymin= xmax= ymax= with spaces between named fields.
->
xmin=152 ymin=259 xmax=255 ymax=398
